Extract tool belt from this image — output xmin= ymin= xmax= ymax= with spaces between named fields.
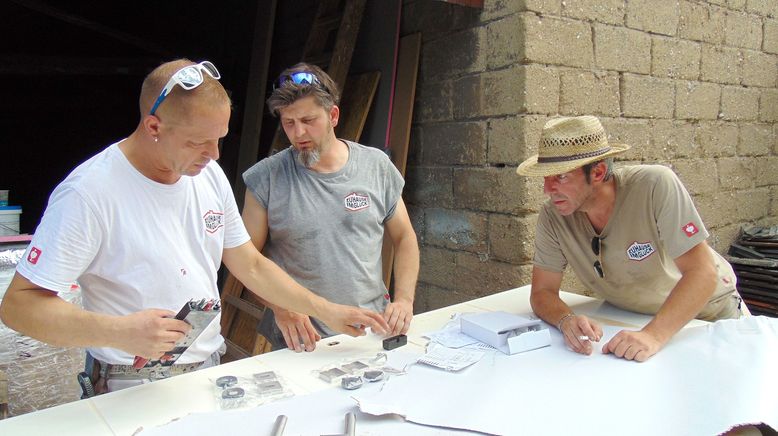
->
xmin=78 ymin=354 xmax=204 ymax=398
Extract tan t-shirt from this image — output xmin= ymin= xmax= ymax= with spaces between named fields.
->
xmin=533 ymin=165 xmax=738 ymax=321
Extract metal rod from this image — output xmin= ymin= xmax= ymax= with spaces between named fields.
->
xmin=271 ymin=415 xmax=287 ymax=436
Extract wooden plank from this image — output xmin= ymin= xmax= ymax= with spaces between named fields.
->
xmin=233 ymin=0 xmax=277 ymax=209
xmin=224 ymin=294 xmax=266 ymax=320
xmin=437 ymin=0 xmax=484 ymax=7
xmin=335 ymin=71 xmax=381 ymax=141
xmin=219 ymin=272 xmax=246 ymax=336
xmin=327 ymin=0 xmax=367 ymax=92
xmin=381 ymin=33 xmax=422 ymax=288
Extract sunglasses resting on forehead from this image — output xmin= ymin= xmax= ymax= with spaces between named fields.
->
xmin=149 ymin=61 xmax=221 ymax=116
xmin=275 ymin=71 xmax=322 ymax=89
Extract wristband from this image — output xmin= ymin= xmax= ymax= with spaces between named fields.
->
xmin=556 ymin=313 xmax=576 ymax=331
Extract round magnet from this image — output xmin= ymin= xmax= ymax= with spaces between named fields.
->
xmin=222 ymin=387 xmax=245 ymax=399
xmin=341 ymin=376 xmax=364 ymax=390
xmin=215 ymin=375 xmax=238 ymax=388
xmin=363 ymin=370 xmax=384 ymax=382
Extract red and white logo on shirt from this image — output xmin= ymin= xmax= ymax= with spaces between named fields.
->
xmin=682 ymin=222 xmax=699 ymax=237
xmin=28 ymin=247 xmax=42 ymax=264
xmin=203 ymin=210 xmax=224 ymax=233
xmin=344 ymin=192 xmax=370 ymax=211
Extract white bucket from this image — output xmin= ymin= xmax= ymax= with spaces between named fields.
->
xmin=0 ymin=206 xmax=22 ymax=236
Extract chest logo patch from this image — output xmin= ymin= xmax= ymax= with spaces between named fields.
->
xmin=682 ymin=222 xmax=699 ymax=237
xmin=203 ymin=210 xmax=224 ymax=233
xmin=626 ymin=241 xmax=655 ymax=261
xmin=344 ymin=192 xmax=369 ymax=211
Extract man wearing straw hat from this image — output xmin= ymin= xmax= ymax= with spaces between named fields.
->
xmin=517 ymin=115 xmax=742 ymax=362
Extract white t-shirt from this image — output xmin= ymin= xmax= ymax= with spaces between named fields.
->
xmin=17 ymin=142 xmax=250 ymax=364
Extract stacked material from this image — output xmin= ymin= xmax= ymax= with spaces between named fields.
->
xmin=726 ymin=225 xmax=778 ymax=317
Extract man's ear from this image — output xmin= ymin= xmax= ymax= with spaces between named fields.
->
xmin=330 ymin=105 xmax=340 ymax=128
xmin=592 ymin=161 xmax=608 ymax=182
xmin=142 ymin=114 xmax=162 ymax=138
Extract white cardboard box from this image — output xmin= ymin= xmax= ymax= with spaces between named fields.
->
xmin=460 ymin=311 xmax=551 ymax=355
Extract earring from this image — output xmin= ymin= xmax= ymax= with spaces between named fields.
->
xmin=153 ymin=136 xmax=158 ymax=143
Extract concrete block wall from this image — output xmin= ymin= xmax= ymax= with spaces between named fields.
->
xmin=402 ymin=0 xmax=778 ymax=312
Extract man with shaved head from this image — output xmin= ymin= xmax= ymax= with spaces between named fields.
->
xmin=0 ymin=59 xmax=388 ymax=394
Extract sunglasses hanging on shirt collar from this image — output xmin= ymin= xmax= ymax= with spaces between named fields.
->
xmin=149 ymin=61 xmax=221 ymax=116
xmin=591 ymin=236 xmax=604 ymax=279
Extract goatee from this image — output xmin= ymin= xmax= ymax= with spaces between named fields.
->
xmin=297 ymin=148 xmax=320 ymax=168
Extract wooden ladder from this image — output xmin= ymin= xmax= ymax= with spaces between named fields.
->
xmin=220 ymin=0 xmax=369 ymax=363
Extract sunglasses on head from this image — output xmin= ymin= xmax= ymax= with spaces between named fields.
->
xmin=149 ymin=61 xmax=221 ymax=116
xmin=274 ymin=71 xmax=322 ymax=89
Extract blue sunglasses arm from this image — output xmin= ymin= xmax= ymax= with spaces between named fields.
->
xmin=149 ymin=90 xmax=169 ymax=116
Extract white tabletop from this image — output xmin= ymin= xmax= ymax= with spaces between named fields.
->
xmin=0 ymin=286 xmax=715 ymax=435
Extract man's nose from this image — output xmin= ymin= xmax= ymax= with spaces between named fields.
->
xmin=543 ymin=177 xmax=556 ymax=195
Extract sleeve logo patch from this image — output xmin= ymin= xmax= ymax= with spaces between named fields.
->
xmin=682 ymin=222 xmax=699 ymax=237
xmin=344 ymin=192 xmax=369 ymax=211
xmin=28 ymin=246 xmax=42 ymax=264
xmin=203 ymin=210 xmax=225 ymax=233
xmin=626 ymin=241 xmax=655 ymax=261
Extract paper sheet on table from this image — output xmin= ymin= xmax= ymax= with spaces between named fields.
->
xmin=423 ymin=325 xmax=481 ymax=348
xmin=416 ymin=343 xmax=485 ymax=371
xmin=355 ymin=316 xmax=778 ymax=436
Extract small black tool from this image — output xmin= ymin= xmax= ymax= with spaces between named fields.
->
xmin=382 ymin=334 xmax=407 ymax=350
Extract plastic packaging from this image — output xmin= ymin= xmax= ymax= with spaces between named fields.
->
xmin=212 ymin=370 xmax=293 ymax=410
xmin=314 ymin=352 xmax=396 ymax=390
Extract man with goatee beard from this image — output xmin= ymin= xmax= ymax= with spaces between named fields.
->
xmin=242 ymin=63 xmax=419 ymax=353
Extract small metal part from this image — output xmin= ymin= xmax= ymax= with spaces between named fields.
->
xmin=254 ymin=371 xmax=277 ymax=381
xmin=215 ymin=375 xmax=238 ymax=388
xmin=77 ymin=372 xmax=95 ymax=399
xmin=327 ymin=341 xmax=340 ymax=346
xmin=341 ymin=361 xmax=369 ymax=373
xmin=363 ymin=370 xmax=384 ymax=382
xmin=345 ymin=412 xmax=356 ymax=436
xmin=319 ymin=367 xmax=347 ymax=383
xmin=271 ymin=415 xmax=287 ymax=436
xmin=382 ymin=334 xmax=407 ymax=350
xmin=259 ymin=380 xmax=284 ymax=394
xmin=341 ymin=376 xmax=364 ymax=390
xmin=221 ymin=387 xmax=245 ymax=399
xmin=321 ymin=412 xmax=357 ymax=436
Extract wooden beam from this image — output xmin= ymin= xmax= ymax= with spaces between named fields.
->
xmin=233 ymin=0 xmax=277 ymax=209
xmin=334 ymin=71 xmax=381 ymax=141
xmin=9 ymin=0 xmax=172 ymax=57
xmin=382 ymin=33 xmax=422 ymax=288
xmin=434 ymin=0 xmax=484 ymax=8
xmin=326 ymin=0 xmax=366 ymax=92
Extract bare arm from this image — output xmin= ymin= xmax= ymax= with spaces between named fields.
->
xmin=0 ymin=273 xmax=189 ymax=359
xmin=383 ymin=198 xmax=419 ymax=335
xmin=530 ymin=265 xmax=602 ymax=355
xmin=603 ymin=241 xmax=717 ymax=361
xmin=240 ymin=191 xmax=320 ymax=351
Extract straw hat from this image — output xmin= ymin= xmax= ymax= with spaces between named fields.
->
xmin=516 ymin=116 xmax=630 ymax=177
